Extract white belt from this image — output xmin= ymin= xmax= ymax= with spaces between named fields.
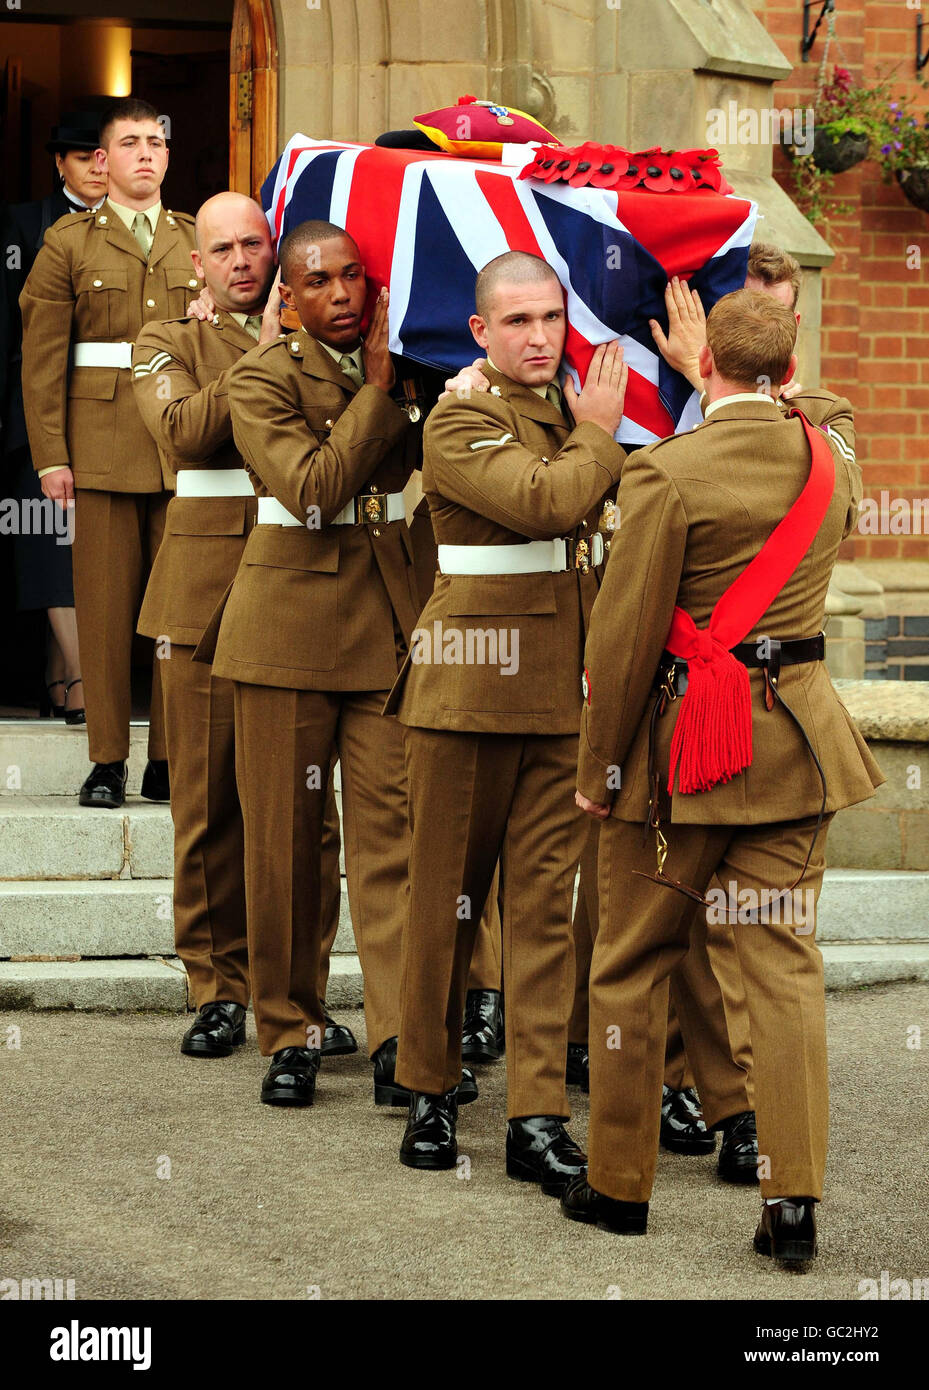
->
xmin=257 ymin=496 xmax=302 ymax=526
xmin=257 ymin=492 xmax=406 ymax=528
xmin=175 ymin=469 xmax=254 ymax=498
xmin=72 ymin=341 xmax=133 ymax=369
xmin=438 ymin=534 xmax=604 ymax=575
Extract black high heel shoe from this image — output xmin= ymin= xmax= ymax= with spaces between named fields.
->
xmin=64 ymin=677 xmax=86 ymax=727
xmin=42 ymin=680 xmax=66 ymax=718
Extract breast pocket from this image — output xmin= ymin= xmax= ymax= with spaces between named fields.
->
xmin=75 ymin=267 xmax=129 ymax=340
xmin=163 ymin=266 xmax=202 ymax=319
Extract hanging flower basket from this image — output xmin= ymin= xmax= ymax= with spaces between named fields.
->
xmin=895 ymin=167 xmax=929 ymax=213
xmin=809 ymin=127 xmax=869 ymax=174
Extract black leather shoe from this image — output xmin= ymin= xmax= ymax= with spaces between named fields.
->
xmin=181 ymin=1001 xmax=246 ymax=1057
xmin=718 ymin=1110 xmax=760 ymax=1184
xmin=561 ymin=1174 xmax=649 ymax=1234
xmin=461 ymin=989 xmax=504 ymax=1063
xmin=399 ymin=1091 xmax=458 ymax=1170
xmin=321 ymin=1009 xmax=358 ymax=1057
xmin=660 ymin=1085 xmax=716 ymax=1155
xmin=79 ymin=761 xmax=127 ymax=809
xmin=260 ymin=1046 xmax=320 ymax=1106
xmin=372 ymin=1035 xmax=478 ymax=1107
xmin=140 ymin=758 xmax=170 ymax=802
xmin=506 ymin=1115 xmax=587 ymax=1196
xmin=753 ymin=1198 xmax=818 ymax=1265
xmin=565 ymin=1042 xmax=589 ymax=1092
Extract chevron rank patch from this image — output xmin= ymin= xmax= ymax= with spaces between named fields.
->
xmin=132 ymin=351 xmax=174 ymax=380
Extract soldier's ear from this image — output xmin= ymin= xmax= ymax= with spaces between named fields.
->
xmin=780 ymin=353 xmax=798 ymax=388
xmin=190 ymin=249 xmax=203 ymax=279
xmin=698 ymin=343 xmax=714 ymax=382
xmin=279 ymin=281 xmax=296 ymax=310
xmin=469 ymin=313 xmax=489 ymax=350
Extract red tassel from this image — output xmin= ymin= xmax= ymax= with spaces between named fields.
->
xmin=668 ymin=647 xmax=753 ymax=795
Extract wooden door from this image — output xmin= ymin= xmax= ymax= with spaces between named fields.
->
xmin=229 ymin=0 xmax=279 ymax=201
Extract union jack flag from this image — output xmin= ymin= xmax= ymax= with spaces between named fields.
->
xmin=262 ymin=136 xmax=758 ymax=446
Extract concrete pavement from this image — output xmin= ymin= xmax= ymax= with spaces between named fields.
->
xmin=1 ymin=981 xmax=927 ymax=1301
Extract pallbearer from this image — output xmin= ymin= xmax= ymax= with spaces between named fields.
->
xmin=388 ymin=251 xmax=626 ymax=1191
xmin=210 ymin=219 xmax=477 ymax=1108
xmin=566 ymin=290 xmax=883 ymax=1263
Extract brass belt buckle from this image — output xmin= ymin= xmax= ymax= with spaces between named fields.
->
xmin=358 ymin=493 xmax=387 ymax=524
xmin=573 ymin=537 xmax=590 ymax=574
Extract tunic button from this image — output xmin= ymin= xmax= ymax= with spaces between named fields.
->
xmin=188 ymin=279 xmax=197 ymax=287
xmin=92 ymin=279 xmax=102 ymax=288
xmin=370 ymin=486 xmax=379 ymax=494
xmin=580 ymin=519 xmax=588 ymax=528
xmin=372 ymin=528 xmax=381 ymax=537
xmin=146 ymin=298 xmax=156 ymax=307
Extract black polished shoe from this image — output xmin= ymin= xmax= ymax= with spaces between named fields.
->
xmin=399 ymin=1091 xmax=458 ymax=1170
xmin=181 ymin=1001 xmax=246 ymax=1057
xmin=321 ymin=1009 xmax=358 ymax=1057
xmin=718 ymin=1110 xmax=760 ymax=1184
xmin=461 ymin=989 xmax=504 ymax=1063
xmin=753 ymin=1198 xmax=818 ymax=1265
xmin=140 ymin=758 xmax=170 ymax=802
xmin=260 ymin=1046 xmax=320 ymax=1106
xmin=372 ymin=1035 xmax=478 ymax=1107
xmin=565 ymin=1042 xmax=589 ymax=1092
xmin=660 ymin=1085 xmax=716 ymax=1155
xmin=561 ymin=1174 xmax=649 ymax=1234
xmin=506 ymin=1115 xmax=587 ymax=1197
xmin=79 ymin=761 xmax=127 ymax=809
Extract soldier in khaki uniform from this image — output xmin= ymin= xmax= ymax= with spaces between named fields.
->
xmin=387 ymin=251 xmax=626 ymax=1190
xmin=132 ymin=192 xmax=355 ymax=1062
xmin=208 ymin=219 xmax=478 ymax=1109
xmin=20 ymin=97 xmax=198 ymax=809
xmin=564 ymin=290 xmax=883 ymax=1264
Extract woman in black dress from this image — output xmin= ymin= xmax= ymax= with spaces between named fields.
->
xmin=2 ymin=114 xmax=107 ymax=722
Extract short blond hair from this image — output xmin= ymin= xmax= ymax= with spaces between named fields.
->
xmin=706 ymin=289 xmax=798 ymax=387
xmin=747 ymin=241 xmax=802 ymax=309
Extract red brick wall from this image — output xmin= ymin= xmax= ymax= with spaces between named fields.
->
xmin=758 ymin=0 xmax=928 ymax=561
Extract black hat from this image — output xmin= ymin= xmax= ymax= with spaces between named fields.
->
xmin=46 ymin=112 xmax=100 ymax=154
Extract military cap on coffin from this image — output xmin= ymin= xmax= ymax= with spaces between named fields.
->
xmin=412 ymin=95 xmax=559 ymax=160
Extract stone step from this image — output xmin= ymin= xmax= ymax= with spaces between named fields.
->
xmin=815 ymin=870 xmax=929 ymax=941
xmin=0 ymin=954 xmax=363 ymax=1012
xmin=0 ymin=878 xmax=357 ymax=958
xmin=0 ymin=720 xmax=343 ymax=798
xmin=0 ymin=945 xmax=923 ymax=1012
xmin=0 ymin=794 xmax=346 ymax=880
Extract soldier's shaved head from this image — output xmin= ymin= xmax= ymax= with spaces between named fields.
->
xmin=475 ymin=251 xmax=562 ymax=318
xmin=278 ymin=220 xmax=359 ymax=285
xmin=190 ymin=191 xmax=276 ymax=315
xmin=195 ymin=191 xmax=270 ymax=252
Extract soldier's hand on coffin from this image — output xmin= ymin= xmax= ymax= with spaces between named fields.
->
xmin=259 ymin=267 xmax=284 ymax=344
xmin=41 ymin=466 xmax=75 ymax=508
xmin=440 ymin=357 xmax=490 ymax=400
xmin=187 ymin=283 xmax=216 ymax=321
xmin=565 ymin=341 xmax=627 ymax=438
xmin=576 ymin=789 xmax=611 ymax=820
xmin=649 ymin=276 xmax=705 ymax=391
xmin=363 ymin=286 xmax=396 ymax=392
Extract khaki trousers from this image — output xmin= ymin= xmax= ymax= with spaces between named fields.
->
xmin=160 ymin=648 xmax=343 ymax=1012
xmin=570 ymin=820 xmax=753 ymax=1117
xmin=589 ymin=814 xmax=832 ymax=1203
xmin=396 ymin=727 xmax=587 ymax=1119
xmin=234 ymin=684 xmax=408 ymax=1057
xmin=72 ymin=488 xmax=169 ymax=764
xmin=468 ymin=867 xmax=503 ymax=992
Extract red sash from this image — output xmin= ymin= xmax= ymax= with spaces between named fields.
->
xmin=665 ymin=409 xmax=836 ymax=795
